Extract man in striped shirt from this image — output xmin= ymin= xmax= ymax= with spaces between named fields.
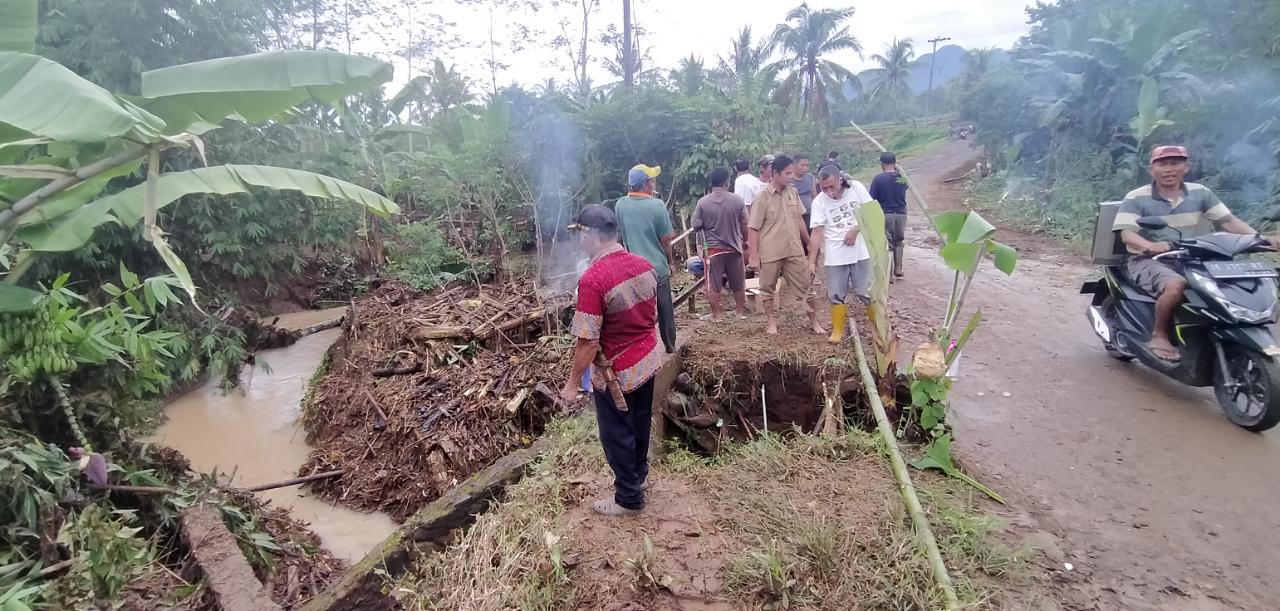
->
xmin=1112 ymin=145 xmax=1257 ymax=361
xmin=561 ymin=204 xmax=662 ymax=516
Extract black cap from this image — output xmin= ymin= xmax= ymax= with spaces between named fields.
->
xmin=568 ymin=203 xmax=618 ymax=233
xmin=879 ymin=152 xmax=897 ymax=165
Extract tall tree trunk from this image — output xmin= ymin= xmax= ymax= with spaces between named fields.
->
xmin=622 ymin=0 xmax=635 ymax=91
xmin=577 ymin=0 xmax=591 ymax=97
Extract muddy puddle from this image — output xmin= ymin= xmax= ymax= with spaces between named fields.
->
xmin=149 ymin=307 xmax=396 ymax=564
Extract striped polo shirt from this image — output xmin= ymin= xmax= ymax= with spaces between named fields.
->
xmin=1112 ymin=182 xmax=1231 ymax=254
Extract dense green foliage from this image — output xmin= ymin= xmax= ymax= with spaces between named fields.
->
xmin=0 ymin=0 xmax=975 ymax=606
xmin=958 ymin=0 xmax=1280 ymax=240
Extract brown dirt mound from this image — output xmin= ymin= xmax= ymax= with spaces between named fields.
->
xmin=559 ymin=474 xmax=739 ymax=611
xmin=300 ymin=279 xmax=572 ymax=520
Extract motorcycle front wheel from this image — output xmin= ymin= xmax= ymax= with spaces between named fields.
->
xmin=1213 ymin=345 xmax=1280 ymax=432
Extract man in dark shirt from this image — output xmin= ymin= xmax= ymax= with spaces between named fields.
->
xmin=692 ymin=167 xmax=750 ymax=320
xmin=869 ymin=152 xmax=910 ymax=279
xmin=824 ymin=150 xmax=842 ymax=171
xmin=793 ymin=154 xmax=816 ymax=229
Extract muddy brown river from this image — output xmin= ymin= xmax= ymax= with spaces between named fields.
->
xmin=149 ymin=308 xmax=396 ymax=564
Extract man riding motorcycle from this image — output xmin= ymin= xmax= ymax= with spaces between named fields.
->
xmin=1112 ymin=145 xmax=1260 ymax=362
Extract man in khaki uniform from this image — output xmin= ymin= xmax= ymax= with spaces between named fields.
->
xmin=747 ymin=155 xmax=824 ymax=336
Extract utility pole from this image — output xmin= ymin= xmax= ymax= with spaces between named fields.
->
xmin=925 ymin=36 xmax=951 ymax=116
xmin=622 ymin=0 xmax=635 ymax=91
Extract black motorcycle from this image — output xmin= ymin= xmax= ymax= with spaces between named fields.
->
xmin=1080 ymin=217 xmax=1280 ymax=432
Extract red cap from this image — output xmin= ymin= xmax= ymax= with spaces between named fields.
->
xmin=1150 ymin=145 xmax=1189 ymax=163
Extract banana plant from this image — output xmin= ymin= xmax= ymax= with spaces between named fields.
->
xmin=934 ymin=209 xmax=1017 ymax=362
xmin=0 ymin=0 xmax=399 ymax=311
xmin=851 ymin=200 xmax=899 ymax=410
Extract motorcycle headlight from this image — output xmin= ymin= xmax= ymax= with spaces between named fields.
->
xmin=1189 ymin=271 xmax=1277 ymax=324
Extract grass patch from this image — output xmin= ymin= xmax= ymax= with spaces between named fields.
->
xmin=682 ymin=430 xmax=1028 ymax=609
xmin=400 ymin=414 xmax=598 ymax=610
xmin=399 ymin=416 xmax=1035 ymax=610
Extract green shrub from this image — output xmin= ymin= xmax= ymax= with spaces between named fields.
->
xmin=385 ymin=222 xmax=467 ymax=291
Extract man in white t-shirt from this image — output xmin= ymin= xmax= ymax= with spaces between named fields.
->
xmin=732 ymin=158 xmax=764 ymax=210
xmin=807 ymin=165 xmax=872 ymax=344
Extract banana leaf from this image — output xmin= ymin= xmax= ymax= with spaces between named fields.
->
xmin=0 ymin=0 xmax=35 ymax=52
xmin=0 ymin=282 xmax=40 ymax=313
xmin=17 ymin=164 xmax=399 ymax=253
xmin=138 ymin=50 xmax=393 ymax=135
xmin=0 ymin=52 xmax=162 ymax=144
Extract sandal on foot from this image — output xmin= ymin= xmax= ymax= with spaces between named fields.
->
xmin=592 ymin=499 xmax=642 ymax=517
xmin=1148 ymin=342 xmax=1181 ymax=362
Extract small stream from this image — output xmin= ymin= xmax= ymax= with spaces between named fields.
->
xmin=148 ymin=308 xmax=396 ymax=564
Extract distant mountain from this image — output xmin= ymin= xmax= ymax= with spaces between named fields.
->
xmin=842 ymin=45 xmax=1008 ymax=99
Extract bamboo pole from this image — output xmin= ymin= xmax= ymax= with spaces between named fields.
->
xmin=849 ymin=121 xmax=944 ymax=241
xmin=849 ymin=317 xmax=961 ymax=610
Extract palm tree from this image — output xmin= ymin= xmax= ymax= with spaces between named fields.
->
xmin=865 ymin=38 xmax=915 ymax=101
xmin=716 ymin=27 xmax=775 ymax=85
xmin=961 ymin=47 xmax=995 ymax=81
xmin=767 ymin=3 xmax=862 ymax=118
xmin=426 ymin=59 xmax=473 ymax=116
xmin=535 ymin=77 xmax=560 ymax=98
xmin=672 ymin=55 xmax=707 ymax=96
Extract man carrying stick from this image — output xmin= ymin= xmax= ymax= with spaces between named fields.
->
xmin=561 ymin=204 xmax=663 ymax=516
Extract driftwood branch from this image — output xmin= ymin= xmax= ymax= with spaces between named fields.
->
xmin=91 ymin=484 xmax=175 ymax=495
xmin=409 ymin=309 xmax=548 ymax=342
xmin=245 ymin=470 xmax=346 ymax=493
xmin=296 ymin=317 xmax=344 ymax=337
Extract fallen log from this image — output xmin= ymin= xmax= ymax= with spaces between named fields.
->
xmin=295 ymin=316 xmax=344 ymax=338
xmin=245 ymin=470 xmax=346 ymax=493
xmin=409 ymin=325 xmax=471 ymax=341
xmin=475 ymin=309 xmax=546 ymax=340
xmin=298 ymin=438 xmax=553 ymax=611
xmin=181 ymin=506 xmax=283 ymax=611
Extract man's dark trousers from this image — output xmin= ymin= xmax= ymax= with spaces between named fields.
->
xmin=885 ymin=213 xmax=907 ymax=275
xmin=656 ymin=277 xmax=677 ymax=352
xmin=593 ymin=376 xmax=656 ymax=510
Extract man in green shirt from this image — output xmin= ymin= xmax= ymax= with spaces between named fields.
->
xmin=616 ymin=164 xmax=678 ymax=353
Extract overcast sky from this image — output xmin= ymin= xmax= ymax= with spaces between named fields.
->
xmin=356 ymin=0 xmax=1036 ymax=90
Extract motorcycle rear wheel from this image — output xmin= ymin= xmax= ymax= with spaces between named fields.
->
xmin=1213 ymin=346 xmax=1280 ymax=432
xmin=1101 ymin=296 xmax=1134 ymax=361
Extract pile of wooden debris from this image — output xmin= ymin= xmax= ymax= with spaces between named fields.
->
xmin=299 ymin=279 xmax=573 ymax=520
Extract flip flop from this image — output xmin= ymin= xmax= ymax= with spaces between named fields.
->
xmin=591 ymin=499 xmax=642 ymax=517
xmin=1148 ymin=342 xmax=1182 ymax=363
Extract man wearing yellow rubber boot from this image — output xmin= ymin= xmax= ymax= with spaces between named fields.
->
xmin=808 ymin=166 xmax=873 ymax=343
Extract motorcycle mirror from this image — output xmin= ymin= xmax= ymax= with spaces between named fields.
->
xmin=1136 ymin=217 xmax=1169 ymax=231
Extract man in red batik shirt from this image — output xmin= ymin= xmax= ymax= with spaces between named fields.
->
xmin=560 ymin=204 xmax=662 ymax=516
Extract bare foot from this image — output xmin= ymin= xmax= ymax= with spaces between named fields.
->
xmin=811 ymin=324 xmax=826 ymax=336
xmin=766 ymin=323 xmax=779 ymax=335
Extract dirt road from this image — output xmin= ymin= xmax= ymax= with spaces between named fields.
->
xmin=895 ymin=140 xmax=1278 ymax=610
